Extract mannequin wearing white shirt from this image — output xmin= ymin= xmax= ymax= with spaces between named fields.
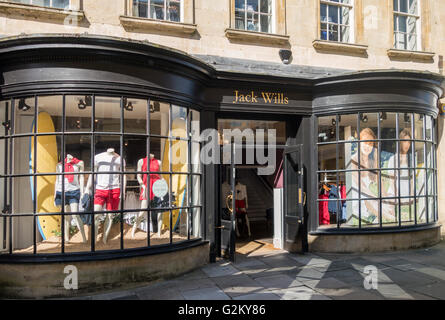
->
xmin=235 ymin=181 xmax=251 ymax=237
xmin=54 ymin=154 xmax=87 ymax=243
xmin=131 ymin=154 xmax=163 ymax=238
xmin=85 ymin=148 xmax=126 ymax=244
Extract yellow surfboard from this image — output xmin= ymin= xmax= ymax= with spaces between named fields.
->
xmin=161 ymin=117 xmax=188 ymax=232
xmin=30 ymin=112 xmax=61 ymax=240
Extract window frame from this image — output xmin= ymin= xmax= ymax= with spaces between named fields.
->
xmin=316 ymin=111 xmax=437 ymax=231
xmin=9 ymin=0 xmax=71 ymax=9
xmin=393 ymin=0 xmax=422 ymax=51
xmin=234 ymin=0 xmax=276 ymax=34
xmin=132 ymin=0 xmax=184 ymax=23
xmin=319 ymin=0 xmax=355 ymax=44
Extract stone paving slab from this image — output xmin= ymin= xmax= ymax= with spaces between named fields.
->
xmin=181 ymin=286 xmax=231 ymax=300
xmin=409 ymin=282 xmax=445 ymax=299
xmin=254 ymin=274 xmax=304 ymax=290
xmin=211 ymin=274 xmax=264 ymax=298
xmin=270 ymin=285 xmax=332 ymax=300
xmin=201 ymin=262 xmax=241 ymax=278
xmin=233 ymin=291 xmax=281 ymax=300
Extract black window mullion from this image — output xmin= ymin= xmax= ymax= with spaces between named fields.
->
xmin=8 ymin=99 xmax=14 ymax=254
xmin=33 ymin=95 xmax=37 ymax=254
xmin=378 ymin=112 xmax=382 ymax=228
xmin=2 ymin=101 xmax=9 ymax=251
xmin=169 ymin=103 xmax=173 ymax=244
xmin=396 ymin=113 xmax=401 ymax=227
xmin=336 ymin=115 xmax=340 ymax=229
xmin=411 ymin=114 xmax=416 ymax=225
xmin=357 ymin=112 xmax=361 ymax=229
xmin=423 ymin=115 xmax=428 ymax=224
xmin=61 ymin=95 xmax=66 ymax=254
xmin=120 ymin=96 xmax=124 ymax=250
xmin=147 ymin=98 xmax=151 ymax=248
xmin=187 ymin=108 xmax=192 ymax=240
xmin=91 ymin=94 xmax=96 ymax=252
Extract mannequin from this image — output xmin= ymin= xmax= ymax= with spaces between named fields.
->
xmin=131 ymin=153 xmax=163 ymax=238
xmin=54 ymin=154 xmax=86 ymax=243
xmin=85 ymin=148 xmax=126 ymax=244
xmin=235 ymin=180 xmax=251 ymax=237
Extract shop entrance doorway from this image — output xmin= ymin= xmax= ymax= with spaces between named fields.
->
xmin=217 ymin=143 xmax=305 ymax=262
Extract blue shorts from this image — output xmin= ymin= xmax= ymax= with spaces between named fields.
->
xmin=55 ymin=190 xmax=81 ymax=206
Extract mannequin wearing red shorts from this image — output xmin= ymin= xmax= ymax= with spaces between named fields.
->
xmin=85 ymin=148 xmax=126 ymax=244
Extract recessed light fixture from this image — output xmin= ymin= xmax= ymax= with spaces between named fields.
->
xmin=18 ymin=98 xmax=31 ymax=111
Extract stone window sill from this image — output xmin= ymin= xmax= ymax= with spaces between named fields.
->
xmin=387 ymin=48 xmax=435 ymax=62
xmin=119 ymin=15 xmax=197 ymax=35
xmin=225 ymin=28 xmax=290 ymax=45
xmin=0 ymin=1 xmax=84 ymax=23
xmin=312 ymin=40 xmax=368 ymax=55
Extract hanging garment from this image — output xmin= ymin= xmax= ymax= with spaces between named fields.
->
xmin=328 ymin=185 xmax=339 ymax=213
xmin=140 ymin=157 xmax=161 ymax=201
xmin=319 ymin=189 xmax=330 ymax=225
xmin=339 ymin=185 xmax=347 ymax=221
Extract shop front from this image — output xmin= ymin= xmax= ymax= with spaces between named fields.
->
xmin=0 ymin=34 xmax=443 ymax=298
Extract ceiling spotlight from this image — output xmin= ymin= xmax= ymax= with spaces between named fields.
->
xmin=78 ymin=96 xmax=92 ymax=110
xmin=361 ymin=114 xmax=368 ymax=123
xmin=404 ymin=113 xmax=410 ymax=123
xmin=124 ymin=100 xmax=134 ymax=112
xmin=150 ymin=101 xmax=161 ymax=113
xmin=380 ymin=112 xmax=387 ymax=121
xmin=331 ymin=118 xmax=336 ymax=126
xmin=18 ymin=98 xmax=31 ymax=111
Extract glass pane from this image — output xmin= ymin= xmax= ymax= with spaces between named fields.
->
xmin=320 ymin=23 xmax=328 ymax=40
xmin=416 ymin=197 xmax=426 ymax=223
xmin=320 ymin=4 xmax=327 ymax=22
xmin=398 ymin=15 xmax=407 ymax=32
xmin=400 ymin=197 xmax=415 ymax=224
xmin=400 ymin=0 xmax=408 ymax=13
xmin=328 ymin=24 xmax=338 ymax=41
xmin=318 ymin=200 xmax=330 ymax=226
xmin=428 ymin=197 xmax=434 ymax=223
xmin=393 ymin=0 xmax=398 ymax=11
xmin=339 ymin=114 xmax=357 ymax=141
xmin=150 ymin=101 xmax=170 ymax=137
xmin=12 ymin=177 xmax=34 ymax=214
xmin=260 ymin=0 xmax=271 ymax=14
xmin=65 ymin=135 xmax=91 ymax=173
xmin=191 ymin=175 xmax=201 ymax=205
xmin=247 ymin=0 xmax=258 ymax=12
xmin=151 ymin=0 xmax=165 ymax=19
xmin=191 ymin=142 xmax=201 ymax=173
xmin=247 ymin=12 xmax=259 ymax=31
xmin=167 ymin=0 xmax=180 ymax=22
xmin=340 ymin=26 xmax=349 ymax=43
xmin=260 ymin=14 xmax=271 ymax=33
xmin=173 ymin=208 xmax=188 ymax=242
xmin=37 ymin=96 xmax=62 ymax=133
xmin=398 ymin=112 xmax=412 ymax=136
xmin=415 ymin=142 xmax=424 ymax=167
xmin=190 ymin=110 xmax=200 ymax=141
xmin=408 ymin=0 xmax=417 ymax=15
xmin=381 ymin=140 xmax=396 ymax=168
xmin=381 ymin=169 xmax=396 ymax=198
xmin=360 ymin=199 xmax=379 ymax=226
xmin=360 ymin=113 xmax=378 ymax=137
xmin=235 ymin=0 xmax=245 ymax=9
xmin=340 ymin=6 xmax=350 ymax=25
xmin=65 ymin=96 xmax=92 ymax=132
xmin=328 ymin=5 xmax=339 ymax=24
xmin=150 ymin=209 xmax=169 ymax=244
xmin=94 ymin=96 xmax=121 ymax=133
xmin=63 ymin=214 xmax=91 ymax=253
xmin=36 ymin=214 xmax=62 ymax=254
xmin=94 ymin=213 xmax=121 ymax=251
xmin=382 ymin=198 xmax=398 ymax=225
xmin=124 ymin=135 xmax=147 ymax=172
xmin=360 ymin=171 xmax=379 ymax=199
xmin=318 ymin=144 xmax=336 ymax=171
xmin=425 ymin=142 xmax=433 ymax=169
xmin=416 ymin=168 xmax=425 ymax=196
xmin=124 ymin=210 xmax=148 ymax=249
xmin=425 ymin=116 xmax=433 ymax=141
xmin=13 ymin=136 xmax=34 ymax=175
xmin=124 ymin=98 xmax=147 ymax=134
xmin=52 ymin=0 xmax=69 ymax=9
xmin=407 ymin=31 xmax=417 ymax=51
xmin=171 ymin=105 xmax=187 ymax=138
xmin=235 ymin=10 xmax=246 ymax=30
xmin=399 ymin=169 xmax=414 ymax=197
xmin=379 ymin=112 xmax=397 ymax=139
xmin=341 ymin=200 xmax=358 ymax=227
xmin=191 ymin=207 xmax=201 ymax=238
xmin=318 ymin=116 xmax=337 ymax=143
xmin=36 ymin=135 xmax=62 ymax=174
xmin=15 ymin=97 xmax=35 ymax=134
xmin=133 ymin=0 xmax=149 ymax=18
xmin=399 ymin=140 xmax=413 ymax=169
xmin=32 ymin=0 xmax=50 ymax=7
xmin=427 ymin=169 xmax=434 ymax=197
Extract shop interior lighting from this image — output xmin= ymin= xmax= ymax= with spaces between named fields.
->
xmin=77 ymin=96 xmax=92 ymax=110
xmin=18 ymin=98 xmax=31 ymax=111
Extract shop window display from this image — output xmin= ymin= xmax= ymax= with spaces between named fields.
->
xmin=0 ymin=95 xmax=202 ymax=255
xmin=317 ymin=112 xmax=437 ymax=229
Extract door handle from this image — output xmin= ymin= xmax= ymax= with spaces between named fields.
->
xmin=303 ymin=192 xmax=307 ymax=206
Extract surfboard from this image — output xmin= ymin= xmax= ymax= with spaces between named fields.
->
xmin=30 ymin=112 xmax=61 ymax=240
xmin=161 ymin=117 xmax=188 ymax=232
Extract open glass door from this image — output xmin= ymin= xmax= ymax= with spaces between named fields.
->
xmin=283 ymin=144 xmax=305 ymax=252
xmin=218 ymin=143 xmax=236 ymax=262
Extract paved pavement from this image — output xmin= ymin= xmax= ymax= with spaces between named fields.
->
xmin=78 ymin=240 xmax=445 ymax=300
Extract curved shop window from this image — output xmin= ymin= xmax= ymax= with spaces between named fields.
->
xmin=317 ymin=112 xmax=437 ymax=229
xmin=0 ymin=95 xmax=202 ymax=255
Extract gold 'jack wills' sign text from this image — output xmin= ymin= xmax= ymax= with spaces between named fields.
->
xmin=233 ymin=90 xmax=289 ymax=105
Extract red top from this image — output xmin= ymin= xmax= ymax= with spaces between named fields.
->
xmin=140 ymin=157 xmax=161 ymax=201
xmin=63 ymin=157 xmax=81 ymax=183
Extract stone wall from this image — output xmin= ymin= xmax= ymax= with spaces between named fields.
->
xmin=0 ymin=242 xmax=209 ymax=299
